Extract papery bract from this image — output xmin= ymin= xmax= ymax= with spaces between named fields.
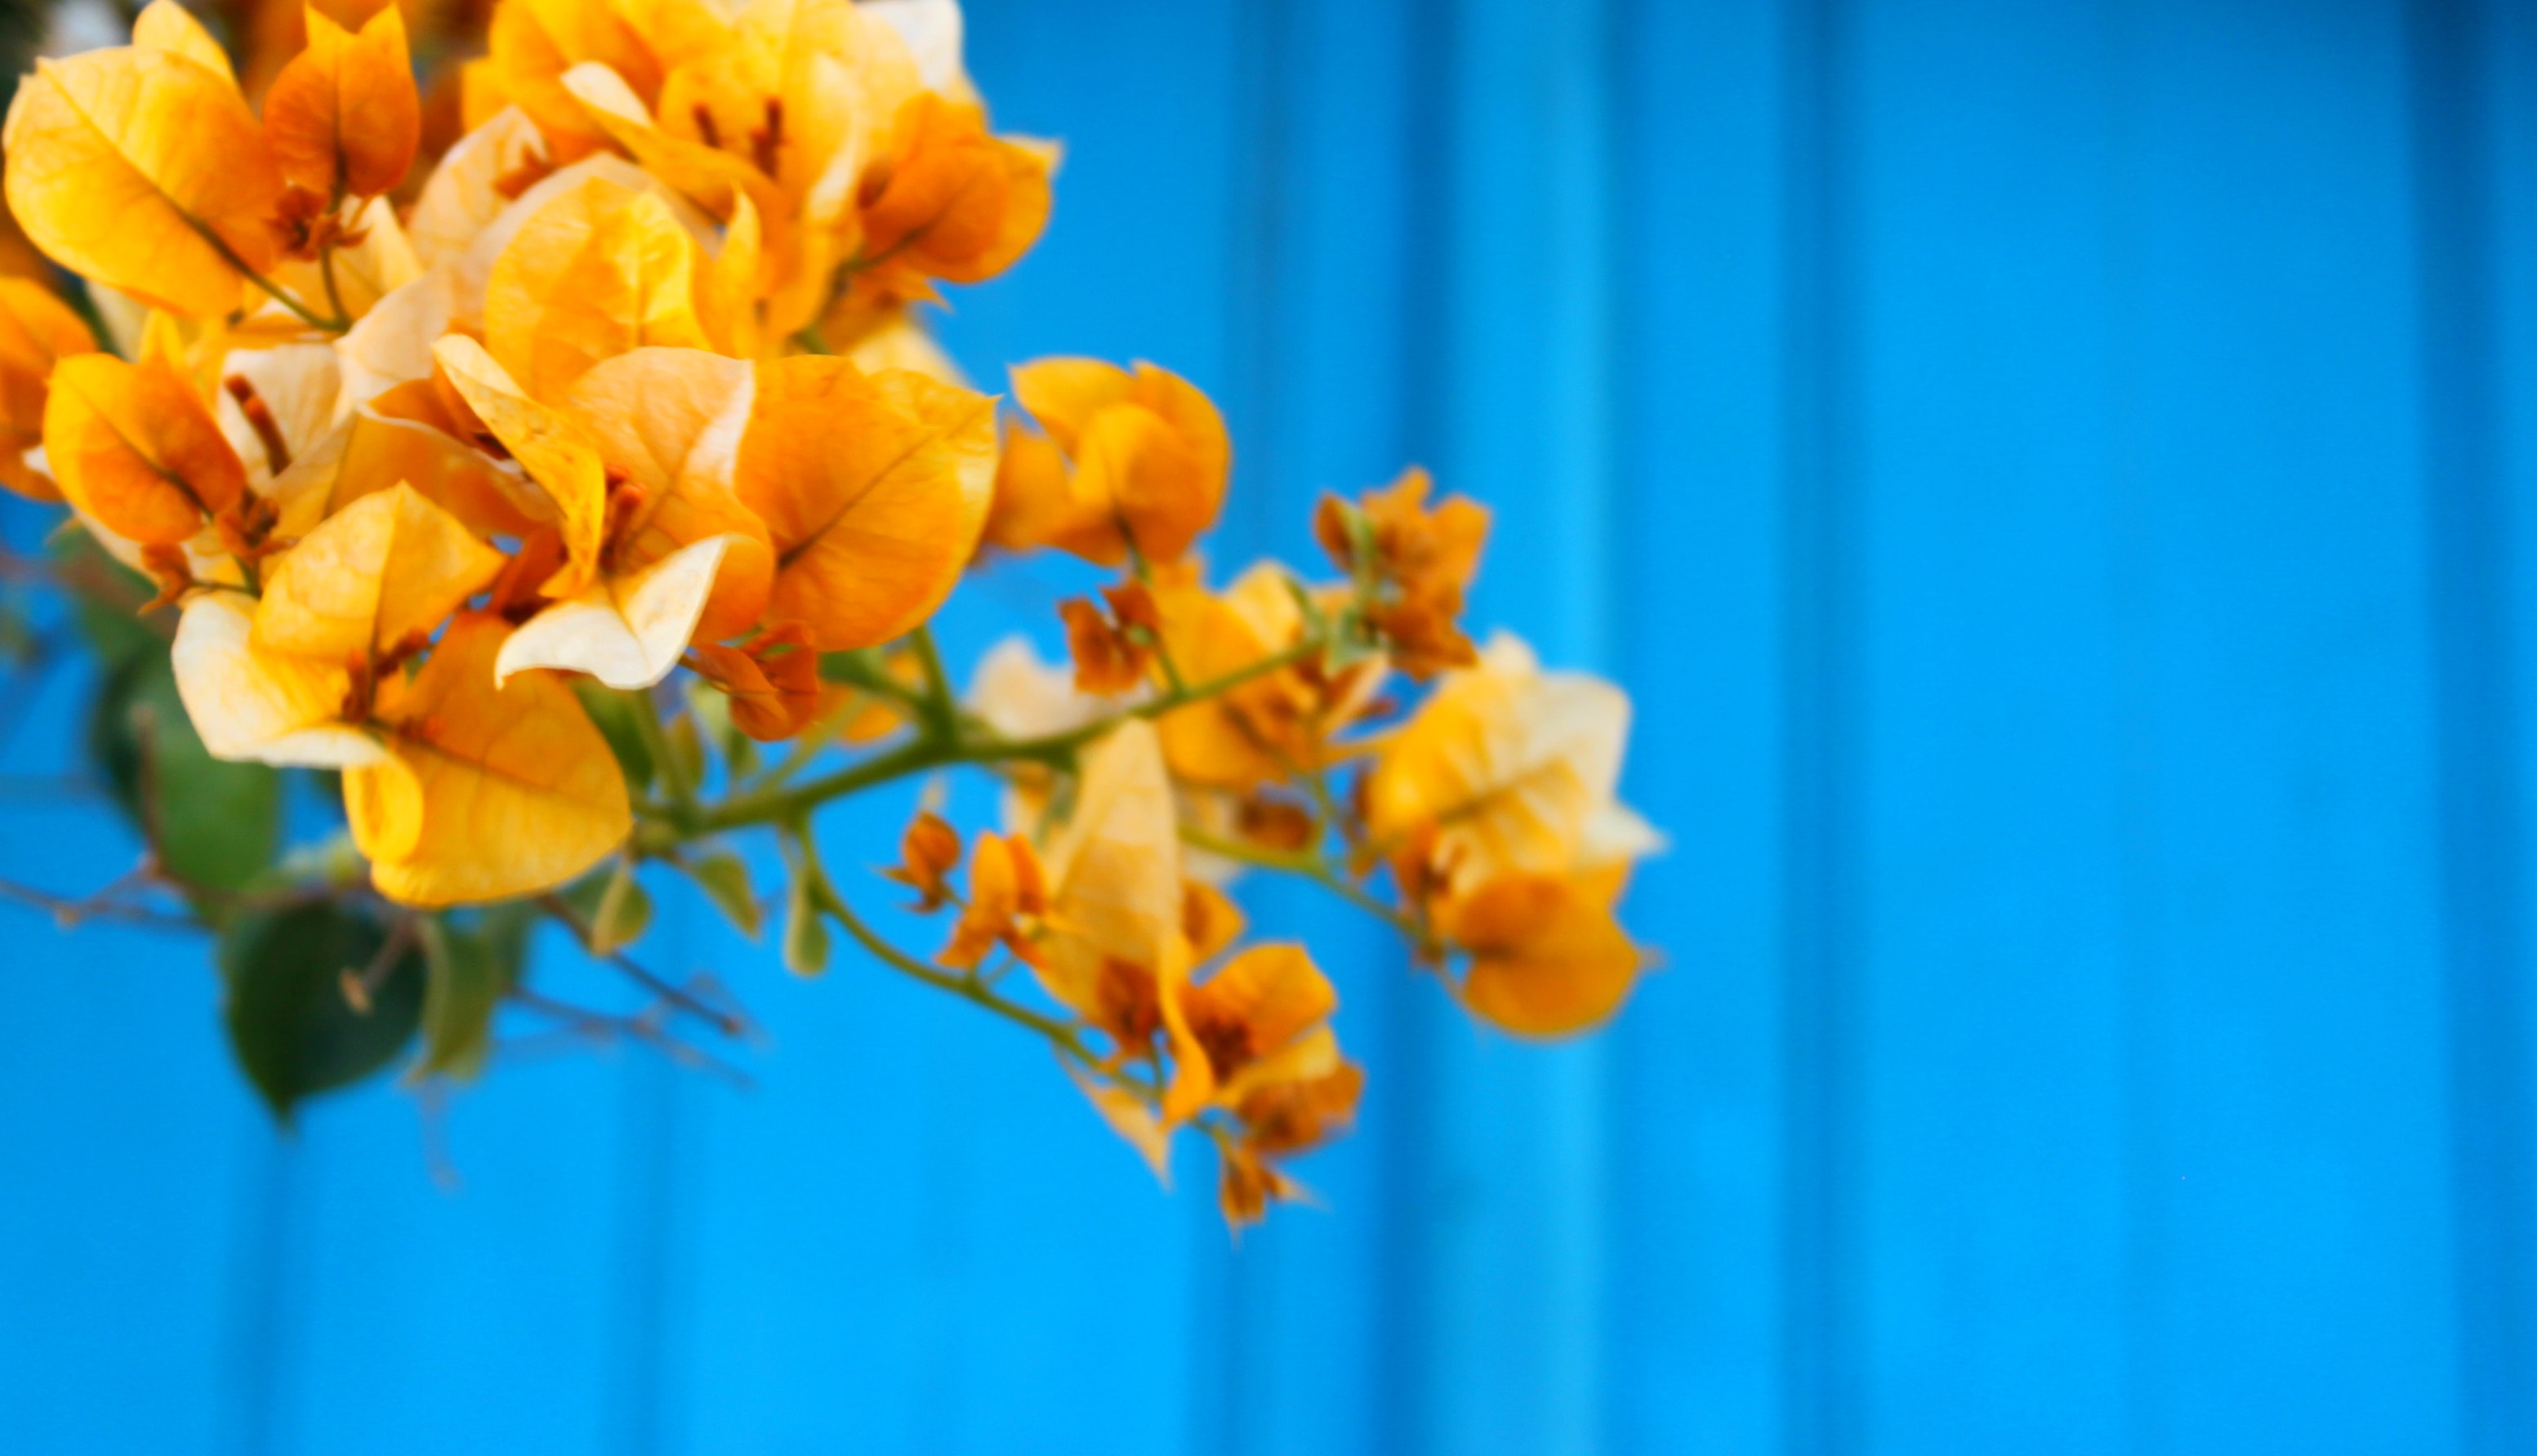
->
xmin=0 ymin=279 xmax=97 ymax=501
xmin=346 ymin=613 xmax=632 ymax=906
xmin=262 ymin=2 xmax=421 ymax=203
xmin=1437 ymin=871 xmax=1642 ymax=1037
xmin=45 ymin=353 xmax=248 ymax=546
xmin=255 ymin=482 xmax=506 ymax=664
xmin=735 ymin=356 xmax=992 ymax=650
xmin=1365 ymin=634 xmax=1657 ymax=900
xmin=3 ymin=38 xmax=283 ymax=316
xmin=1005 ymin=358 xmax=1229 ymax=566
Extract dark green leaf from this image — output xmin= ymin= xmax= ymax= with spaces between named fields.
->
xmin=220 ymin=902 xmax=425 ymax=1123
xmin=416 ymin=904 xmax=535 ymax=1081
xmin=90 ymin=652 xmax=279 ymax=902
xmin=783 ymin=862 xmax=828 ymax=976
xmin=678 ymin=849 xmax=763 ymax=941
xmin=49 ymin=525 xmax=165 ymax=671
xmin=662 ymin=711 xmax=706 ymax=796
xmin=586 ymin=857 xmax=652 ymax=956
xmin=568 ymin=679 xmax=657 ymax=791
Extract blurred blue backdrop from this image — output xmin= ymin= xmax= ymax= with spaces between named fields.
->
xmin=5 ymin=0 xmax=2536 ymax=1450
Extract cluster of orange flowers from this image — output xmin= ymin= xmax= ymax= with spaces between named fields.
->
xmin=0 ymin=0 xmax=1656 ymax=1225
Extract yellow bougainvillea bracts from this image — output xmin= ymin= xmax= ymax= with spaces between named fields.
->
xmin=0 ymin=0 xmax=1659 ymax=1222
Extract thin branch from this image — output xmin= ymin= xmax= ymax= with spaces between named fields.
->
xmin=506 ymin=986 xmax=755 ymax=1088
xmin=534 ymin=892 xmax=754 ymax=1039
xmin=0 ymin=870 xmax=198 ymax=932
xmin=693 ymin=633 xmax=1331 ymax=833
xmin=790 ymin=825 xmax=1093 ymax=1061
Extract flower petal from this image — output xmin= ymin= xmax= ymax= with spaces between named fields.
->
xmin=493 ymin=532 xmax=731 ymax=688
xmin=44 ymin=352 xmax=246 ymax=545
xmin=1366 ymin=632 xmax=1643 ymax=895
xmin=432 ymin=333 xmax=610 ymax=593
xmin=484 ymin=174 xmax=715 ymax=399
xmin=2 ymin=47 xmax=283 ymax=316
xmin=1040 ymin=718 xmax=1182 ymax=973
xmin=1442 ymin=872 xmax=1643 ymax=1038
xmin=347 ymin=612 xmax=632 ymax=906
xmin=254 ymin=482 xmax=506 ymax=663
xmin=172 ymin=590 xmax=382 ymax=768
xmin=735 ymin=358 xmax=993 ymax=650
xmin=0 ymin=278 xmax=96 ymax=501
xmin=564 ymin=345 xmax=771 ymax=639
xmin=130 ymin=0 xmax=235 ymax=84
xmin=406 ymin=106 xmax=551 ymax=271
xmin=261 ymin=3 xmax=419 ymax=201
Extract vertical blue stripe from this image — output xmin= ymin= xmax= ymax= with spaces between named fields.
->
xmin=1780 ymin=0 xmax=1860 ymax=1449
xmin=2407 ymin=1 xmax=2535 ymax=1450
xmin=1371 ymin=0 xmax=1453 ymax=1447
xmin=2100 ymin=3 xmax=2174 ymax=1449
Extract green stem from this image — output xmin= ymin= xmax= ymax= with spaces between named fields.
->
xmin=907 ymin=626 xmax=958 ymax=733
xmin=189 ymin=218 xmax=348 ymax=332
xmin=691 ymin=633 xmax=1331 ymax=832
xmin=316 ymin=243 xmax=351 ymax=331
xmin=629 ymin=689 xmax=694 ymax=813
xmin=793 ymin=827 xmax=1090 ymax=1058
xmin=695 ymin=734 xmax=951 ymax=831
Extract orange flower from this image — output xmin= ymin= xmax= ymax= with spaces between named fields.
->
xmin=1000 ymin=358 xmax=1230 ymax=567
xmin=0 ymin=281 xmax=96 ymax=501
xmin=345 ymin=612 xmax=634 ymax=906
xmin=1161 ymin=942 xmax=1339 ymax=1124
xmin=885 ymin=808 xmax=963 ymax=911
xmin=854 ymin=91 xmax=1053 ymax=291
xmin=262 ymin=2 xmax=421 ymax=204
xmin=939 ymin=830 xmax=1047 ymax=971
xmin=166 ymin=483 xmax=628 ymax=905
xmin=688 ymin=622 xmax=824 ymax=741
xmin=1217 ymin=1060 xmax=1362 ymax=1227
xmin=1434 ymin=871 xmax=1643 ymax=1038
xmin=1318 ymin=468 xmax=1491 ymax=677
xmin=2 ymin=11 xmax=285 ymax=317
xmin=1365 ymin=633 xmax=1659 ymax=903
xmin=434 ymin=336 xmax=767 ymax=686
xmin=1059 ymin=581 xmax=1162 ymax=696
xmin=1145 ymin=564 xmax=1348 ymax=790
xmin=1148 ymin=935 xmax=1362 ymax=1228
xmin=733 ymin=356 xmax=995 ymax=650
xmin=45 ymin=354 xmax=250 ymax=547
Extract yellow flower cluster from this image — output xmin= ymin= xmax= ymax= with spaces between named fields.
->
xmin=0 ymin=0 xmax=1657 ymax=1226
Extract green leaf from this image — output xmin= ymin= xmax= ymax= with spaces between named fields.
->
xmin=219 ymin=902 xmax=425 ymax=1123
xmin=663 ymin=710 xmax=706 ymax=798
xmin=676 ymin=848 xmax=763 ymax=940
xmin=586 ymin=857 xmax=652 ymax=957
xmin=568 ymin=679 xmax=657 ymax=792
xmin=415 ymin=904 xmax=534 ymax=1081
xmin=90 ymin=652 xmax=279 ymax=903
xmin=783 ymin=862 xmax=829 ymax=976
xmin=49 ymin=525 xmax=164 ymax=672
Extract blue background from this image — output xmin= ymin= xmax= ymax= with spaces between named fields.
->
xmin=6 ymin=0 xmax=2537 ymax=1450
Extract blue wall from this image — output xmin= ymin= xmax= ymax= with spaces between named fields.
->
xmin=4 ymin=0 xmax=2535 ymax=1450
